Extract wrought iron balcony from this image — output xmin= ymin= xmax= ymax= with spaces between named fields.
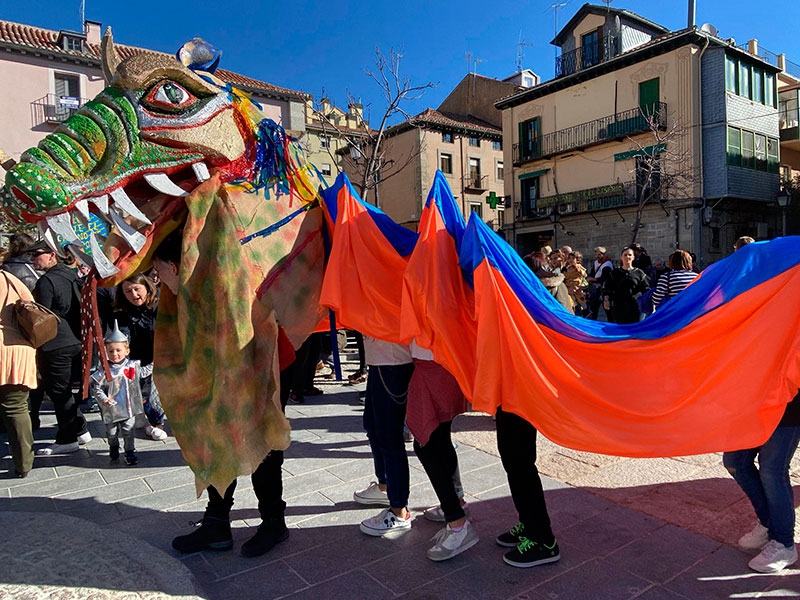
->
xmin=555 ymin=35 xmax=621 ymax=78
xmin=464 ymin=174 xmax=487 ymax=191
xmin=31 ymin=94 xmax=89 ymax=127
xmin=512 ymin=102 xmax=667 ymax=165
xmin=518 ymin=180 xmax=661 ymax=220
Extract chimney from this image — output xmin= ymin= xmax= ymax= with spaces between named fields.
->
xmin=348 ymin=102 xmax=363 ymax=120
xmin=320 ymin=98 xmax=331 ymax=114
xmin=84 ymin=20 xmax=101 ymax=45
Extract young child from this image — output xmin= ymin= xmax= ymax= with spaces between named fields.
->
xmin=91 ymin=321 xmax=146 ymax=465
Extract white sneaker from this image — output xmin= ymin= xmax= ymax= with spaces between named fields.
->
xmin=77 ymin=432 xmax=92 ymax=445
xmin=748 ymin=540 xmax=798 ymax=573
xmin=423 ymin=503 xmax=470 ymax=523
xmin=145 ymin=424 xmax=168 ymax=441
xmin=360 ymin=508 xmax=412 ymax=537
xmin=427 ymin=520 xmax=479 ymax=561
xmin=353 ymin=481 xmax=390 ymax=506
xmin=36 ymin=442 xmax=79 ymax=455
xmin=738 ymin=522 xmax=769 ymax=550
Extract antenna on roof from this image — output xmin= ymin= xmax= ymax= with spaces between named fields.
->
xmin=79 ymin=0 xmax=86 ymax=25
xmin=548 ymin=2 xmax=569 ymax=60
xmin=515 ymin=31 xmax=534 ymax=72
xmin=601 ymin=0 xmax=613 ymax=8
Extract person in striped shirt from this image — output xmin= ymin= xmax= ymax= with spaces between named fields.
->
xmin=651 ymin=250 xmax=698 ymax=309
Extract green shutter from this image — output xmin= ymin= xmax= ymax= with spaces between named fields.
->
xmin=639 ymin=78 xmax=660 ymax=115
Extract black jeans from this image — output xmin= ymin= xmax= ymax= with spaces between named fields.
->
xmin=37 ymin=344 xmax=88 ymax=444
xmin=495 ymin=407 xmax=554 ymax=543
xmin=414 ymin=420 xmax=464 ymax=523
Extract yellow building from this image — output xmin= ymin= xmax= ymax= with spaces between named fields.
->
xmin=497 ymin=4 xmax=786 ymax=266
xmin=304 ymin=98 xmax=370 ymax=185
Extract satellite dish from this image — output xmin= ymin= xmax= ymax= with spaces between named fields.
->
xmin=700 ymin=23 xmax=718 ymax=36
xmin=613 ymin=15 xmax=621 ymax=34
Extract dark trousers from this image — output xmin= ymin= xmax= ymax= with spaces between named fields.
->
xmin=37 ymin=344 xmax=88 ymax=444
xmin=140 ymin=375 xmax=166 ymax=427
xmin=291 ymin=334 xmax=323 ymax=397
xmin=0 ymin=384 xmax=34 ymax=474
xmin=414 ymin=420 xmax=464 ymax=523
xmin=496 ymin=407 xmax=554 ymax=543
xmin=353 ymin=331 xmax=366 ymax=371
xmin=205 ymin=450 xmax=286 ymax=521
xmin=363 ymin=362 xmax=414 ymax=509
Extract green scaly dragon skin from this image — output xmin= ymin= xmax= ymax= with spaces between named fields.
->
xmin=0 ymin=45 xmax=326 ymax=493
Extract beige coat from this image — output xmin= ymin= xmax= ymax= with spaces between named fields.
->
xmin=0 ymin=271 xmax=37 ymax=388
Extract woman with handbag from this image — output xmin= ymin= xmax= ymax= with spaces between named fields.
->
xmin=28 ymin=241 xmax=91 ymax=455
xmin=0 ymin=271 xmax=37 ymax=477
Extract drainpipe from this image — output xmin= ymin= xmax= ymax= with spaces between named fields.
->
xmin=696 ymin=35 xmax=711 ymax=268
xmin=459 ymin=133 xmax=466 ymax=216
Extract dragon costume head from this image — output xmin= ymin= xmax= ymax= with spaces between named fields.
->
xmin=1 ymin=31 xmax=326 ymax=492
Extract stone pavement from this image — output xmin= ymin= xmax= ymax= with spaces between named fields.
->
xmin=1 ymin=359 xmax=798 ymax=599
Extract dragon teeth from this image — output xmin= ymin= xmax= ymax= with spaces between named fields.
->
xmin=143 ymin=172 xmax=189 ymax=197
xmin=108 ymin=207 xmax=146 ymax=253
xmin=91 ymin=194 xmax=110 ymax=214
xmin=46 ymin=213 xmax=80 ymax=244
xmin=192 ymin=162 xmax=210 ymax=183
xmin=110 ymin=187 xmax=152 ymax=225
xmin=74 ymin=198 xmax=91 ymax=221
xmin=88 ymin=231 xmax=119 ymax=278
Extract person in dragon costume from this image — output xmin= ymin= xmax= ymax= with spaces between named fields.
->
xmin=0 ymin=32 xmax=327 ymax=556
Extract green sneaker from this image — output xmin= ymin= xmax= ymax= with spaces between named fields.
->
xmin=503 ymin=536 xmax=560 ymax=568
xmin=496 ymin=522 xmax=525 ymax=548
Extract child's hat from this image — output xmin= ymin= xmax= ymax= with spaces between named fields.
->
xmin=104 ymin=320 xmax=128 ymax=344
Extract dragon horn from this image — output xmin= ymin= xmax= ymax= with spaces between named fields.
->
xmin=101 ymin=27 xmax=120 ymax=85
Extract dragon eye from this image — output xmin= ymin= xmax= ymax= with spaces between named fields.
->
xmin=142 ymin=81 xmax=197 ymax=111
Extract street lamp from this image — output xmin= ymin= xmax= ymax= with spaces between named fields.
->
xmin=777 ymin=190 xmax=791 ymax=236
xmin=547 ymin=207 xmax=560 ymax=248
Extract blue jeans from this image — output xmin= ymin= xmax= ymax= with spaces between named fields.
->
xmin=363 ymin=363 xmax=414 ymax=509
xmin=723 ymin=426 xmax=800 ymax=547
xmin=140 ymin=374 xmax=165 ymax=427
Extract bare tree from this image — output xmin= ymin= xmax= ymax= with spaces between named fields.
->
xmin=312 ymin=47 xmax=437 ymax=203
xmin=625 ymin=112 xmax=695 ymax=244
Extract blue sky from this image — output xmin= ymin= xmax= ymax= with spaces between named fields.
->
xmin=2 ymin=1 xmax=798 ymax=125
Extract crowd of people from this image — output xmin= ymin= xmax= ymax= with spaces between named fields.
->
xmin=0 ymin=232 xmax=796 ymax=574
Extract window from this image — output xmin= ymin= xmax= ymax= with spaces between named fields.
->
xmin=518 ymin=117 xmax=541 ymax=161
xmin=469 ymin=203 xmax=483 ymax=218
xmin=741 ymin=130 xmax=755 ymax=169
xmin=752 ymin=68 xmax=764 ymax=104
xmin=728 ymin=125 xmax=780 ymax=172
xmin=754 ymin=134 xmax=766 ymax=171
xmin=496 ymin=160 xmax=504 ymax=181
xmin=767 ymin=138 xmax=780 ymax=173
xmin=739 ymin=62 xmax=751 ymax=99
xmin=497 ymin=208 xmax=505 ymax=229
xmin=581 ymin=30 xmax=600 ymax=68
xmin=320 ymin=135 xmax=331 ymax=149
xmin=492 ymin=140 xmax=502 ymax=151
xmin=442 ymin=132 xmax=454 ymax=143
xmin=468 ymin=157 xmax=481 ymax=187
xmin=321 ymin=163 xmax=332 ymax=176
xmin=53 ymin=73 xmax=81 ymax=121
xmin=439 ymin=152 xmax=453 ymax=175
xmin=765 ymin=73 xmax=776 ymax=107
xmin=55 ymin=72 xmax=80 ymax=98
xmin=468 ymin=137 xmax=480 ymax=147
xmin=63 ymin=36 xmax=83 ymax=52
xmin=725 ymin=55 xmax=738 ymax=93
xmin=727 ymin=126 xmax=741 ymax=166
xmin=521 ymin=177 xmax=539 ymax=218
xmin=636 ymin=155 xmax=661 ymax=202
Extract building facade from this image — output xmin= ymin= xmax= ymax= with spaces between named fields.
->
xmin=356 ymin=72 xmax=529 ymax=231
xmin=0 ymin=18 xmax=309 ymax=180
xmin=497 ymin=4 xmax=789 ymax=266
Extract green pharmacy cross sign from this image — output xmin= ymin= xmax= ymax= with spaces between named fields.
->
xmin=486 ymin=191 xmax=502 ymax=209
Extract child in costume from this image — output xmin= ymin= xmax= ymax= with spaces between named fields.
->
xmin=91 ymin=321 xmax=146 ymax=465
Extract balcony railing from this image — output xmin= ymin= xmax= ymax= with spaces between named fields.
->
xmin=518 ymin=181 xmax=661 ymax=220
xmin=464 ymin=174 xmax=487 ymax=191
xmin=512 ymin=102 xmax=667 ymax=165
xmin=31 ymin=94 xmax=89 ymax=127
xmin=555 ymin=35 xmax=621 ymax=78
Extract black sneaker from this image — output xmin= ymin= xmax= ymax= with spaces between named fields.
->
xmin=109 ymin=446 xmax=120 ymax=462
xmin=241 ymin=517 xmax=289 ymax=557
xmin=124 ymin=450 xmax=139 ymax=466
xmin=503 ymin=536 xmax=560 ymax=568
xmin=496 ymin=522 xmax=525 ymax=548
xmin=172 ymin=517 xmax=233 ymax=553
xmin=289 ymin=393 xmax=305 ymax=404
